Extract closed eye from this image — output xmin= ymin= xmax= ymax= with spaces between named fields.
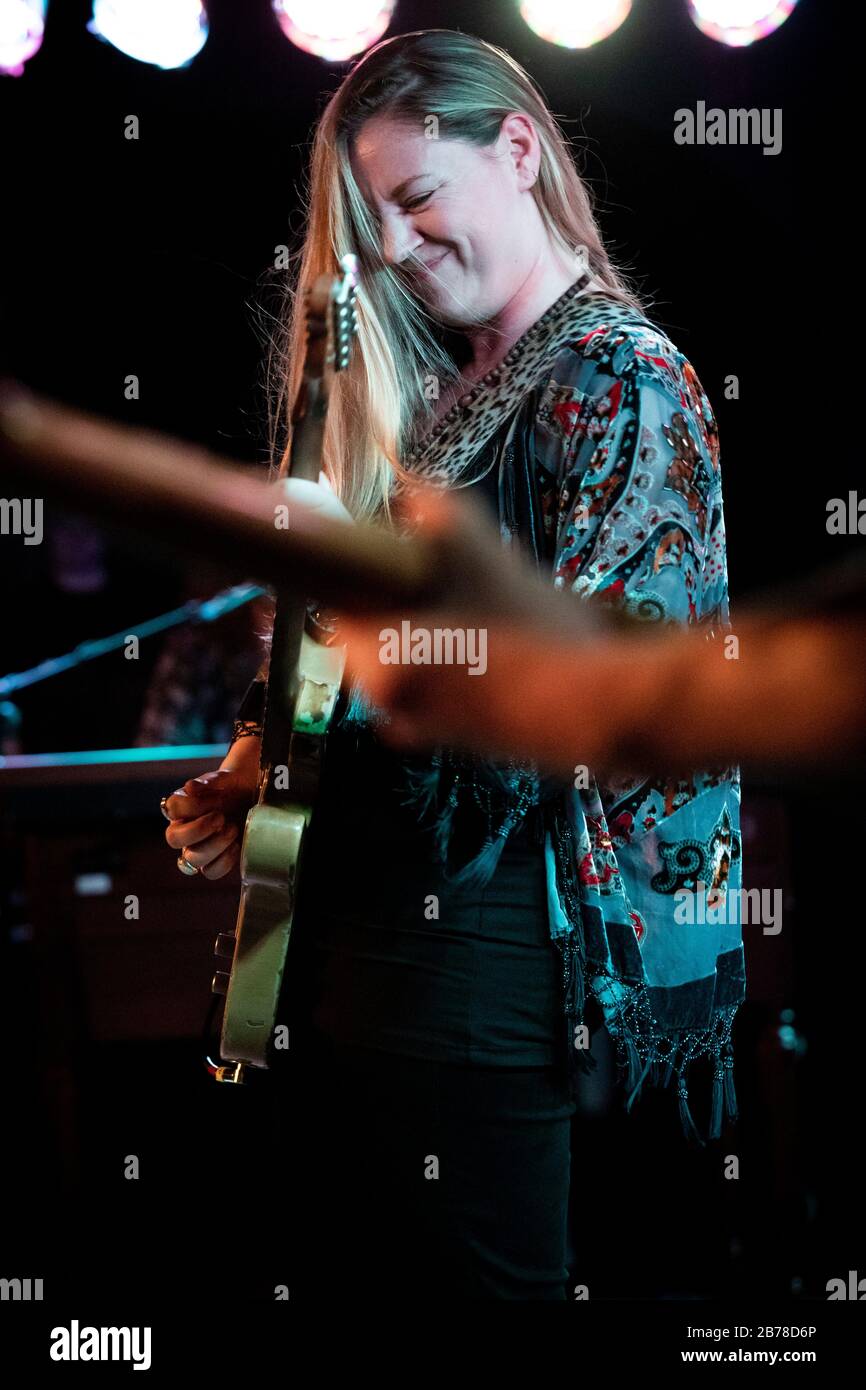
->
xmin=403 ymin=190 xmax=433 ymax=210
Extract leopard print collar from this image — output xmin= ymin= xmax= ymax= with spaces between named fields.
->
xmin=401 ymin=274 xmax=654 ymax=486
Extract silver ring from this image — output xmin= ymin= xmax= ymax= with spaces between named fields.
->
xmin=177 ymin=852 xmax=201 ymax=877
xmin=160 ymin=796 xmax=171 ymax=821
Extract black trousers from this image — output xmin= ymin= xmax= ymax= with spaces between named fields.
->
xmin=274 ymin=1028 xmax=578 ymax=1301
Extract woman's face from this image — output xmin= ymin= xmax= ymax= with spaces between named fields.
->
xmin=349 ymin=111 xmax=548 ymax=328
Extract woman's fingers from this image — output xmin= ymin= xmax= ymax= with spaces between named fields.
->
xmin=161 ymin=788 xmax=191 ymax=821
xmin=200 ymin=838 xmax=242 ymax=880
xmin=163 ymin=769 xmax=251 ymax=824
xmin=165 ymin=810 xmax=225 ymax=850
xmin=163 ymin=786 xmax=221 ymax=822
xmin=177 ymin=821 xmax=240 ymax=871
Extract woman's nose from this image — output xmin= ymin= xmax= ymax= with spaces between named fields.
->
xmin=381 ymin=214 xmax=421 ymax=268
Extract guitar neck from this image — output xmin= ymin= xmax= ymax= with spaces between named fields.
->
xmin=285 ymin=372 xmax=326 ymax=485
xmin=259 ymin=371 xmax=331 ymax=781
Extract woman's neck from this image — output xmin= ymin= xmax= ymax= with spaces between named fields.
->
xmin=460 ymin=251 xmax=597 ymax=382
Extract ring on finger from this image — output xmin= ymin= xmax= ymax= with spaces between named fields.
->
xmin=177 ymin=850 xmax=202 ymax=877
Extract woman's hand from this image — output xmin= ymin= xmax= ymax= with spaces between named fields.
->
xmin=162 ymin=766 xmax=258 ymax=879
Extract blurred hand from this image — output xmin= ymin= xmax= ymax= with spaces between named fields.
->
xmin=279 ymin=472 xmax=355 ymax=526
xmin=334 ymin=479 xmax=604 ymax=752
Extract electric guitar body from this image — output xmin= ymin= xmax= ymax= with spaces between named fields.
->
xmin=212 ymin=255 xmax=358 ymax=1081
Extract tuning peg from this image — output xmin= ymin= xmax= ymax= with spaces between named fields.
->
xmin=211 ymin=970 xmax=230 ymax=996
xmin=214 ymin=932 xmax=236 ymax=960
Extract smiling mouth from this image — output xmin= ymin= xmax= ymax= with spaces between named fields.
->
xmin=417 ymin=250 xmax=449 ymax=277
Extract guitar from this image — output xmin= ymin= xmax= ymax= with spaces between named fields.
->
xmin=210 ymin=255 xmax=359 ymax=1081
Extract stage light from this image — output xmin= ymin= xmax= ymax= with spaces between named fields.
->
xmin=519 ymin=0 xmax=632 ymax=50
xmin=686 ymin=0 xmax=799 ymax=47
xmin=87 ymin=0 xmax=209 ymax=70
xmin=273 ymin=0 xmax=396 ymax=62
xmin=0 ymin=0 xmax=46 ymax=77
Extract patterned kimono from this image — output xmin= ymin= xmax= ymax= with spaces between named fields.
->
xmin=394 ymin=279 xmax=746 ymax=1144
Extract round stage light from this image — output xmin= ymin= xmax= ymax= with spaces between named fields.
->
xmin=87 ymin=0 xmax=209 ymax=70
xmin=686 ymin=0 xmax=800 ymax=47
xmin=0 ymin=0 xmax=46 ymax=77
xmin=273 ymin=0 xmax=396 ymax=62
xmin=519 ymin=0 xmax=632 ymax=50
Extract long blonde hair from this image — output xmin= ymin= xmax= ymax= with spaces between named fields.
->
xmin=265 ymin=28 xmax=651 ymax=524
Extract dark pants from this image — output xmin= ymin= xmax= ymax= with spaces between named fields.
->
xmin=274 ymin=1029 xmax=578 ymax=1301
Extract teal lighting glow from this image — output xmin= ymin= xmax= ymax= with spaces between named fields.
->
xmin=0 ymin=744 xmax=227 ymax=769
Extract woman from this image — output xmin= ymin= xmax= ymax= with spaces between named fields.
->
xmin=161 ymin=29 xmax=745 ymax=1300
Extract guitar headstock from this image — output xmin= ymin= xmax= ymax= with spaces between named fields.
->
xmin=304 ymin=253 xmax=359 ymax=382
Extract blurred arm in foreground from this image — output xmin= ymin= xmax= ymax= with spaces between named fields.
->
xmin=1 ymin=383 xmax=862 ymax=782
xmin=338 ymin=488 xmax=866 ymax=783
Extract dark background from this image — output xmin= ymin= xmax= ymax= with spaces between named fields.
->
xmin=1 ymin=0 xmax=862 ymax=1323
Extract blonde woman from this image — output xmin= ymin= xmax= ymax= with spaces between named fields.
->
xmin=162 ymin=29 xmax=744 ymax=1300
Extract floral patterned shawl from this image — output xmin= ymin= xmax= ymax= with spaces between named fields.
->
xmin=346 ymin=280 xmax=745 ymax=1144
